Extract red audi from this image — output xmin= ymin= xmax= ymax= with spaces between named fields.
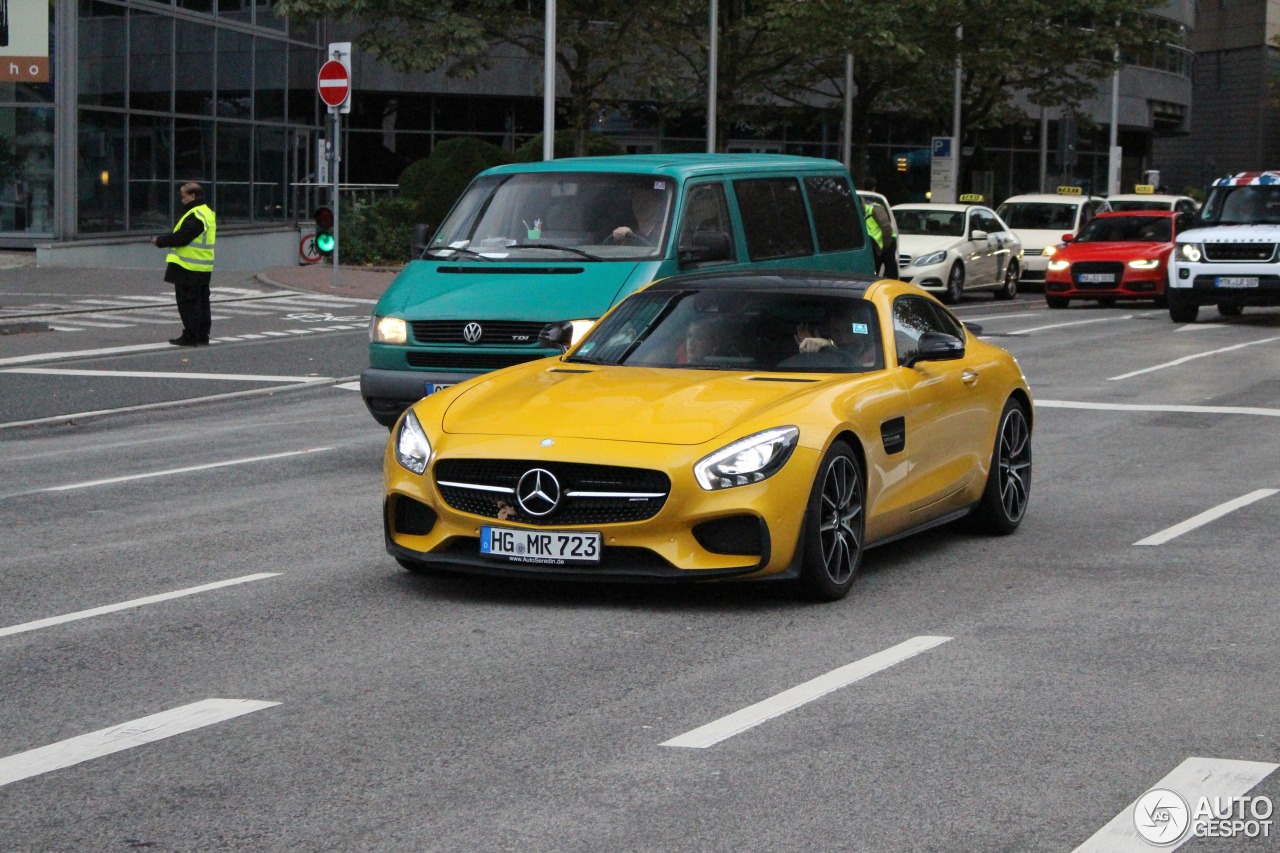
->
xmin=1043 ymin=211 xmax=1188 ymax=308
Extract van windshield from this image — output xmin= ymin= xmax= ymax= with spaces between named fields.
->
xmin=427 ymin=172 xmax=675 ymax=260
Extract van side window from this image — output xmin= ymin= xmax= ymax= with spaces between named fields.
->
xmin=677 ymin=182 xmax=735 ymax=263
xmin=734 ymin=178 xmax=814 ymax=261
xmin=804 ymin=175 xmax=864 ymax=252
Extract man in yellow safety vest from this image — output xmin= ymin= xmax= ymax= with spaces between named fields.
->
xmin=152 ymin=182 xmax=216 ymax=346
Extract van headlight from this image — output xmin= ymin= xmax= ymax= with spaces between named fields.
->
xmin=914 ymin=250 xmax=947 ymax=267
xmin=1042 ymin=244 xmax=1059 ymax=257
xmin=694 ymin=426 xmax=799 ymax=490
xmin=1177 ymin=242 xmax=1202 ymax=262
xmin=371 ymin=316 xmax=408 ymax=344
xmin=395 ymin=410 xmax=432 ymax=474
xmin=1128 ymin=258 xmax=1160 ymax=269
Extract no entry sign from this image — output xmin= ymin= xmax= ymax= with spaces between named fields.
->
xmin=317 ymin=60 xmax=350 ymax=108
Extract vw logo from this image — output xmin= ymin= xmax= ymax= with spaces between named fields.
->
xmin=462 ymin=322 xmax=483 ymax=344
xmin=516 ymin=468 xmax=561 ymax=517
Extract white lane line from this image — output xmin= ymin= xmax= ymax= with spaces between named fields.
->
xmin=1073 ymin=756 xmax=1277 ymax=852
xmin=1004 ymin=314 xmax=1133 ymax=336
xmin=1036 ymin=399 xmax=1280 ymax=417
xmin=0 ymin=573 xmax=281 ymax=638
xmin=47 ymin=319 xmax=132 ymax=329
xmin=0 ymin=342 xmax=178 ymax=366
xmin=661 ymin=636 xmax=951 ymax=749
xmin=2 ymin=367 xmax=331 ymax=383
xmin=335 ymin=381 xmax=361 ymax=391
xmin=1134 ymin=489 xmax=1278 ymax=546
xmin=1110 ymin=335 xmax=1280 ymax=380
xmin=955 ymin=311 xmax=1047 ymax=323
xmin=39 ymin=447 xmax=332 ymax=492
xmin=0 ymin=699 xmax=280 ymax=788
xmin=1177 ymin=322 xmax=1231 ymax=332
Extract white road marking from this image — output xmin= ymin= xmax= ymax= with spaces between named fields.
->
xmin=0 ymin=574 xmax=281 ymax=638
xmin=1004 ymin=315 xmax=1133 ymax=336
xmin=0 ymin=699 xmax=280 ymax=788
xmin=1073 ymin=756 xmax=1278 ymax=852
xmin=336 ymin=381 xmax=361 ymax=391
xmin=953 ymin=311 xmax=1047 ymax=322
xmin=661 ymin=636 xmax=952 ymax=749
xmin=1109 ymin=335 xmax=1280 ymax=380
xmin=2 ymin=367 xmax=330 ymax=383
xmin=1134 ymin=489 xmax=1278 ymax=546
xmin=1036 ymin=399 xmax=1280 ymax=417
xmin=38 ymin=447 xmax=332 ymax=492
xmin=0 ymin=343 xmax=176 ymax=365
xmin=1176 ymin=322 xmax=1231 ymax=332
xmin=47 ymin=318 xmax=132 ymax=329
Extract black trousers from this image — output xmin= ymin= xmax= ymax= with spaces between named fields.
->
xmin=175 ymin=280 xmax=211 ymax=340
xmin=881 ymin=236 xmax=900 ymax=280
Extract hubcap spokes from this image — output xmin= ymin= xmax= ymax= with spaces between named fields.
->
xmin=997 ymin=410 xmax=1031 ymax=520
xmin=819 ymin=457 xmax=863 ymax=584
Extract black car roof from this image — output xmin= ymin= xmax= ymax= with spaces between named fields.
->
xmin=647 ymin=269 xmax=877 ymax=297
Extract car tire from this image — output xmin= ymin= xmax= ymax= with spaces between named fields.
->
xmin=799 ymin=440 xmax=865 ymax=602
xmin=1217 ymin=302 xmax=1243 ymax=317
xmin=970 ymin=399 xmax=1032 ymax=535
xmin=1169 ymin=296 xmax=1198 ymax=323
xmin=944 ymin=263 xmax=964 ymax=304
xmin=995 ymin=262 xmax=1019 ymax=300
xmin=1046 ymin=296 xmax=1069 ymax=309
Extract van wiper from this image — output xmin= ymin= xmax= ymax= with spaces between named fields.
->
xmin=424 ymin=246 xmax=495 ymax=261
xmin=518 ymin=242 xmax=603 ymax=261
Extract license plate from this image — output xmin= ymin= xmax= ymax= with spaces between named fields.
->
xmin=1216 ymin=276 xmax=1259 ymax=288
xmin=424 ymin=382 xmax=454 ymax=395
xmin=1078 ymin=273 xmax=1115 ymax=283
xmin=480 ymin=526 xmax=602 ymax=565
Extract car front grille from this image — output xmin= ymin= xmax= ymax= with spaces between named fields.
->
xmin=1024 ymin=248 xmax=1044 ymax=257
xmin=1202 ymin=243 xmax=1276 ymax=262
xmin=405 ymin=351 xmax=547 ymax=370
xmin=434 ymin=459 xmax=671 ymax=525
xmin=410 ymin=320 xmax=549 ymax=344
xmin=1071 ymin=261 xmax=1125 ymax=288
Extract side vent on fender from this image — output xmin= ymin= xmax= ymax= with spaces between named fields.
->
xmin=881 ymin=417 xmax=906 ymax=455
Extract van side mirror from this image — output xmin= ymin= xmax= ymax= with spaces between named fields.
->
xmin=904 ymin=331 xmax=965 ymax=367
xmin=678 ymin=230 xmax=732 ymax=265
xmin=410 ymin=223 xmax=432 ymax=260
xmin=538 ymin=321 xmax=573 ymax=352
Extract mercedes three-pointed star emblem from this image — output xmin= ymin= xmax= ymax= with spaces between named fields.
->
xmin=516 ymin=468 xmax=561 ymax=516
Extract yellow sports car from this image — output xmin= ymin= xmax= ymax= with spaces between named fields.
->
xmin=384 ymin=271 xmax=1032 ymax=600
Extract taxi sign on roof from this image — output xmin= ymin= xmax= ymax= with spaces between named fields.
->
xmin=958 ymin=193 xmax=985 ymax=203
xmin=1056 ymin=186 xmax=1083 ymax=195
xmin=1213 ymin=171 xmax=1280 ymax=186
xmin=1134 ymin=184 xmax=1155 ymax=194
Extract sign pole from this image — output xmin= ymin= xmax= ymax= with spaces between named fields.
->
xmin=331 ymin=105 xmax=340 ymax=287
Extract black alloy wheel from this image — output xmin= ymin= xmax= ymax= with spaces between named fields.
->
xmin=800 ymin=441 xmax=865 ymax=601
xmin=995 ymin=262 xmax=1019 ymax=300
xmin=972 ymin=399 xmax=1032 ymax=534
xmin=944 ymin=263 xmax=965 ymax=304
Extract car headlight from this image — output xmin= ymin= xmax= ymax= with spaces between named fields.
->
xmin=914 ymin=250 xmax=947 ymax=267
xmin=693 ymin=426 xmax=799 ymax=490
xmin=395 ymin=409 xmax=432 ymax=475
xmin=1042 ymin=244 xmax=1059 ymax=257
xmin=1177 ymin=242 xmax=1201 ymax=262
xmin=1047 ymin=259 xmax=1070 ymax=271
xmin=1128 ymin=258 xmax=1160 ymax=269
xmin=371 ymin=316 xmax=408 ymax=344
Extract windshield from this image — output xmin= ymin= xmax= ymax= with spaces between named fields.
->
xmin=1197 ymin=184 xmax=1280 ymax=226
xmin=1076 ymin=216 xmax=1171 ymax=243
xmin=996 ymin=202 xmax=1078 ymax=231
xmin=895 ymin=210 xmax=964 ymax=237
xmin=1108 ymin=199 xmax=1171 ymax=212
xmin=427 ymin=172 xmax=675 ymax=260
xmin=567 ymin=289 xmax=884 ymax=373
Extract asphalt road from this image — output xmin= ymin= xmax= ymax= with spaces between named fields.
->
xmin=1 ymin=279 xmax=1278 ymax=852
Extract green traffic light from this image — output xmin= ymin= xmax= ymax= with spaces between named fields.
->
xmin=316 ymin=231 xmax=335 ymax=253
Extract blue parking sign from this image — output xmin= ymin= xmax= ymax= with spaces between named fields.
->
xmin=933 ymin=137 xmax=953 ymax=158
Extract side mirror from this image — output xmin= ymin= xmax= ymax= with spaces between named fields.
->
xmin=410 ymin=223 xmax=433 ymax=260
xmin=970 ymin=229 xmax=988 ymax=241
xmin=678 ymin=230 xmax=733 ymax=265
xmin=538 ymin=321 xmax=574 ymax=352
xmin=905 ymin=331 xmax=965 ymax=367
xmin=1061 ymin=233 xmax=1075 ymax=243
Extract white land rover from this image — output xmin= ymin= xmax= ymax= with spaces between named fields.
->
xmin=1168 ymin=172 xmax=1280 ymax=323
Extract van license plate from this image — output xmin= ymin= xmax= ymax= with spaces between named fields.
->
xmin=1216 ymin=276 xmax=1259 ymax=288
xmin=481 ymin=526 xmax=601 ymax=565
xmin=424 ymin=382 xmax=454 ymax=395
xmin=1078 ymin=273 xmax=1115 ymax=283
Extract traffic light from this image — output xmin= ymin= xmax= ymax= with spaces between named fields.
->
xmin=313 ymin=206 xmax=335 ymax=256
xmin=896 ymin=156 xmax=908 ymax=173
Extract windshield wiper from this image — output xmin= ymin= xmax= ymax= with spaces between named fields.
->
xmin=423 ymin=246 xmax=495 ymax=261
xmin=516 ymin=242 xmax=603 ymax=261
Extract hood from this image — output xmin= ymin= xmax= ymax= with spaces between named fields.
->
xmin=1178 ymin=224 xmax=1280 ymax=243
xmin=375 ymin=260 xmax=640 ymax=320
xmin=1060 ymin=241 xmax=1171 ymax=262
xmin=896 ymin=234 xmax=959 ymax=258
xmin=442 ymin=364 xmax=827 ymax=445
xmin=1007 ymin=228 xmax=1072 ymax=250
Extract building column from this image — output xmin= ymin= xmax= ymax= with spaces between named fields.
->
xmin=53 ymin=0 xmax=77 ymax=241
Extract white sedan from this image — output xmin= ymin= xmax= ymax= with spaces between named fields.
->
xmin=891 ymin=204 xmax=1023 ymax=303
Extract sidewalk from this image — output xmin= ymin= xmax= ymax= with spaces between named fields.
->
xmin=256 ymin=262 xmax=401 ymax=302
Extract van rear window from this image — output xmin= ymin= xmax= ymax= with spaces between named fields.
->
xmin=735 ymin=178 xmax=814 ymax=261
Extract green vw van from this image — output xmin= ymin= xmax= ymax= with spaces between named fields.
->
xmin=361 ymin=154 xmax=876 ymax=425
